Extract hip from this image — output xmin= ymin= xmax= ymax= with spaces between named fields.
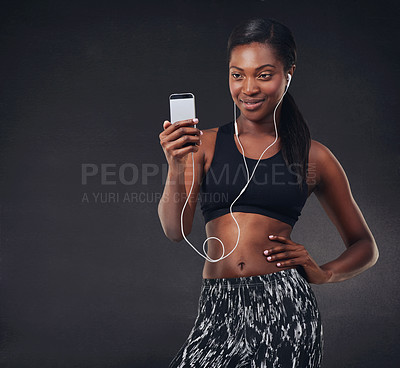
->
xmin=202 ymin=249 xmax=296 ymax=279
xmin=199 ymin=267 xmax=320 ymax=319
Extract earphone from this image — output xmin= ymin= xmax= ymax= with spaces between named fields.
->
xmin=286 ymin=73 xmax=292 ymax=90
xmin=180 ymin=74 xmax=292 ymax=263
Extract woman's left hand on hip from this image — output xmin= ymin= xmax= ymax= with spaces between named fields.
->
xmin=263 ymin=235 xmax=333 ymax=284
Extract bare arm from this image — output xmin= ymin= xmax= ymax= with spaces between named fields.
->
xmin=158 ymin=119 xmax=204 ymax=242
xmin=313 ymin=141 xmax=379 ymax=283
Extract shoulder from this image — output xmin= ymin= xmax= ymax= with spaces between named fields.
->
xmin=309 ymin=139 xmax=348 ymax=193
xmin=309 ymin=139 xmax=338 ymax=164
xmin=310 ymin=139 xmax=344 ymax=173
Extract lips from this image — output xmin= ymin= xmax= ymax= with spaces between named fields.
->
xmin=240 ymin=98 xmax=265 ymax=110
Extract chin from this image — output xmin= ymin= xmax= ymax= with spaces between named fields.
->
xmin=239 ymin=111 xmax=268 ymax=122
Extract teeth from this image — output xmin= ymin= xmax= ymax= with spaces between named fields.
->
xmin=240 ymin=99 xmax=263 ymax=105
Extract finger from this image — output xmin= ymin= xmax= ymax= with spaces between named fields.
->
xmin=263 ymin=243 xmax=299 ymax=256
xmin=163 ymin=120 xmax=173 ymax=130
xmin=160 ymin=119 xmax=201 ymax=147
xmin=161 ymin=118 xmax=199 ymax=143
xmin=169 ymin=144 xmax=200 ymax=159
xmin=275 ymin=256 xmax=303 ymax=268
xmin=165 ymin=133 xmax=201 ymax=152
xmin=268 ymin=234 xmax=297 ymax=246
xmin=167 ymin=126 xmax=202 ymax=144
xmin=265 ymin=250 xmax=302 ymax=262
xmin=268 ymin=234 xmax=288 ymax=242
xmin=166 ymin=118 xmax=199 ymax=132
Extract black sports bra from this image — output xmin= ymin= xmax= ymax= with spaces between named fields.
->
xmin=199 ymin=121 xmax=309 ymax=228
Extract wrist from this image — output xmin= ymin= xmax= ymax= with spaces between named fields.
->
xmin=168 ymin=164 xmax=186 ymax=179
xmin=320 ymin=265 xmax=334 ymax=284
xmin=324 ymin=270 xmax=334 ymax=284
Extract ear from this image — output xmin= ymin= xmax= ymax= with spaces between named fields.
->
xmin=288 ymin=64 xmax=296 ymax=80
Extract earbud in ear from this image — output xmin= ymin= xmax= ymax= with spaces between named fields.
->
xmin=287 ymin=74 xmax=292 ymax=88
xmin=284 ymin=74 xmax=292 ymax=92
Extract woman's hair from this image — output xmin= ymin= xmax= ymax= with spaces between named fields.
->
xmin=227 ymin=18 xmax=311 ymax=192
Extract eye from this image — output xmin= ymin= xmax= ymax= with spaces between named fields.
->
xmin=258 ymin=73 xmax=273 ymax=80
xmin=231 ymin=73 xmax=242 ymax=79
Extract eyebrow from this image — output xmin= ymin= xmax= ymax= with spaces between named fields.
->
xmin=229 ymin=64 xmax=276 ymax=71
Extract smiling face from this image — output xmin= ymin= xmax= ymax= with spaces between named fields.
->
xmin=229 ymin=42 xmax=293 ymax=125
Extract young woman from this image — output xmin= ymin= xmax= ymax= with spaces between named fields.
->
xmin=158 ymin=18 xmax=379 ymax=368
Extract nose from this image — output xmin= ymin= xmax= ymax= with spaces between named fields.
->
xmin=243 ymin=77 xmax=260 ymax=95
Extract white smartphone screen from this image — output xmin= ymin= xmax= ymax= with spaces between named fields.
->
xmin=169 ymin=93 xmax=196 ymax=125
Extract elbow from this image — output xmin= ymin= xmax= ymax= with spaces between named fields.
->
xmin=370 ymin=246 xmax=379 ymax=267
xmin=163 ymin=226 xmax=183 ymax=242
xmin=159 ymin=223 xmax=181 ymax=242
xmin=165 ymin=229 xmax=189 ymax=243
xmin=161 ymin=223 xmax=191 ymax=243
xmin=167 ymin=224 xmax=193 ymax=242
xmin=157 ymin=205 xmax=193 ymax=242
xmin=169 ymin=234 xmax=184 ymax=243
xmin=367 ymin=238 xmax=380 ymax=268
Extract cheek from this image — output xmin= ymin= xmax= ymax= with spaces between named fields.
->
xmin=229 ymin=82 xmax=240 ymax=98
xmin=267 ymin=80 xmax=286 ymax=98
xmin=262 ymin=81 xmax=282 ymax=96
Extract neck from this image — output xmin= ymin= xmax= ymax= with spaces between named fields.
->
xmin=236 ymin=106 xmax=282 ymax=137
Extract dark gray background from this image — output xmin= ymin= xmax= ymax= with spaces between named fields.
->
xmin=1 ymin=0 xmax=399 ymax=367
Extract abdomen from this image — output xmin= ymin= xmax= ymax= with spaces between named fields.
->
xmin=202 ymin=212 xmax=295 ymax=279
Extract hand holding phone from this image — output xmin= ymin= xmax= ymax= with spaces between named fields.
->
xmin=159 ymin=93 xmax=202 ymax=167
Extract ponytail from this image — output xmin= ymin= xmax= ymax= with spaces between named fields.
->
xmin=279 ymin=92 xmax=311 ymax=193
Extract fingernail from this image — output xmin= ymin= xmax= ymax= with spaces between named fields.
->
xmin=269 ymin=235 xmax=274 ymax=238
xmin=267 ymin=256 xmax=272 ymax=261
xmin=193 ymin=118 xmax=198 ymax=123
xmin=277 ymin=263 xmax=281 ymax=267
xmin=264 ymin=250 xmax=269 ymax=255
xmin=200 ymin=130 xmax=203 ymax=135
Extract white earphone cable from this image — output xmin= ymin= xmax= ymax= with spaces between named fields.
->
xmin=179 ymin=76 xmax=291 ymax=262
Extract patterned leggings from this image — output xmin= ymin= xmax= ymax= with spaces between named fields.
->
xmin=169 ymin=268 xmax=323 ymax=368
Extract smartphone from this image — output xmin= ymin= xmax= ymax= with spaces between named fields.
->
xmin=169 ymin=93 xmax=196 ymax=147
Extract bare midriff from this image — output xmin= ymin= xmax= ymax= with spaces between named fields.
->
xmin=202 ymin=212 xmax=295 ymax=279
xmin=199 ymin=127 xmax=318 ymax=280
